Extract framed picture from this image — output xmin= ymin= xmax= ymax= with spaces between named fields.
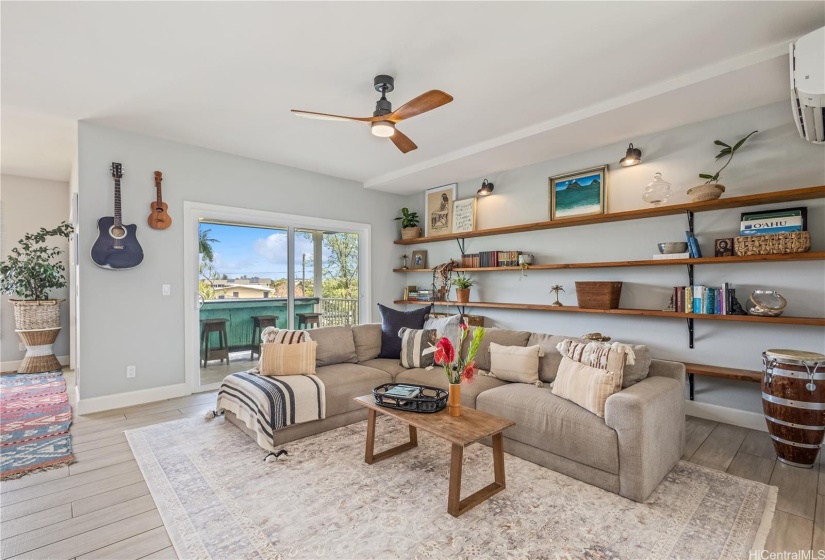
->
xmin=715 ymin=238 xmax=734 ymax=257
xmin=411 ymin=250 xmax=428 ymax=269
xmin=452 ymin=198 xmax=477 ymax=234
xmin=548 ymin=165 xmax=608 ymax=220
xmin=425 ymin=183 xmax=457 ymax=237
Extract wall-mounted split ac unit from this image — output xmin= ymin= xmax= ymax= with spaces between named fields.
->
xmin=790 ymin=27 xmax=825 ymax=144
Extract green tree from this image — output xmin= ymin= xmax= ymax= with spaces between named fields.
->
xmin=322 ymin=233 xmax=358 ymax=299
xmin=199 ymin=227 xmax=219 ymax=263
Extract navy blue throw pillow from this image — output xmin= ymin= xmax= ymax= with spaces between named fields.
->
xmin=377 ymin=303 xmax=433 ymax=359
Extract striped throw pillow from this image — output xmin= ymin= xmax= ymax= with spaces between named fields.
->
xmin=260 ymin=341 xmax=317 ymax=376
xmin=261 ymin=327 xmax=311 ymax=344
xmin=398 ymin=328 xmax=438 ymax=368
xmin=556 ymin=339 xmax=629 ymax=391
xmin=551 ymin=356 xmax=616 ymax=418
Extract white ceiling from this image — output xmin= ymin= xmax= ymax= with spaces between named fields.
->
xmin=2 ymin=2 xmax=822 ymax=192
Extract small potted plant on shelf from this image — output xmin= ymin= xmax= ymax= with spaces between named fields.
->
xmin=688 ymin=130 xmax=757 ymax=202
xmin=395 ymin=207 xmax=421 ymax=240
xmin=453 ymin=275 xmax=475 ymax=304
xmin=0 ymin=222 xmax=73 ymax=373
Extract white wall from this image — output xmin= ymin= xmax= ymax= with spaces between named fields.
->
xmin=0 ymin=174 xmax=71 ymax=369
xmin=76 ymin=122 xmax=405 ymax=403
xmin=401 ymin=101 xmax=825 ymax=415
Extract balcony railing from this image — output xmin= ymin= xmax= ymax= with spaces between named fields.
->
xmin=320 ymin=297 xmax=359 ymax=327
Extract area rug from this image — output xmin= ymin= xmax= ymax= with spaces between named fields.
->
xmin=0 ymin=370 xmax=74 ymax=480
xmin=127 ymin=415 xmax=776 ymax=560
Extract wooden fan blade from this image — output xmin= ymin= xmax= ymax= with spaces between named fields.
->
xmin=291 ymin=110 xmax=384 ymax=123
xmin=390 ymin=129 xmax=417 ymax=153
xmin=389 ymin=90 xmax=453 ymax=122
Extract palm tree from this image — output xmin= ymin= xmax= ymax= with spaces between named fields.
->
xmin=199 ymin=228 xmax=219 ymax=263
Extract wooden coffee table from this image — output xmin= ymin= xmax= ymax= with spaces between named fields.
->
xmin=354 ymin=395 xmax=515 ymax=517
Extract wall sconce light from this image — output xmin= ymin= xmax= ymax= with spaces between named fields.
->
xmin=620 ymin=143 xmax=642 ymax=167
xmin=477 ymin=179 xmax=495 ymax=196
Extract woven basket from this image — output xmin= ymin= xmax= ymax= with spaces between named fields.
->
xmin=575 ymin=282 xmax=623 ymax=310
xmin=687 ymin=183 xmax=725 ymax=202
xmin=734 ymin=232 xmax=811 ymax=256
xmin=11 ymin=300 xmax=64 ymax=330
xmin=401 ymin=227 xmax=421 ymax=240
xmin=16 ymin=328 xmax=62 ymax=373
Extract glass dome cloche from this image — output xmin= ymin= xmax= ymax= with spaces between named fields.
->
xmin=642 ymin=172 xmax=672 ymax=207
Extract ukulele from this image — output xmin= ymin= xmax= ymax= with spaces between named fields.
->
xmin=90 ymin=163 xmax=145 ymax=270
xmin=147 ymin=171 xmax=172 ymax=229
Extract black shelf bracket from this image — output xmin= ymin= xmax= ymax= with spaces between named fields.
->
xmin=456 ymin=238 xmax=466 ymax=255
xmin=685 ymin=209 xmax=694 ymax=235
xmin=687 ymin=318 xmax=694 ymax=349
xmin=685 ymin=209 xmax=695 ymax=350
xmin=455 ymin=304 xmax=466 ymax=315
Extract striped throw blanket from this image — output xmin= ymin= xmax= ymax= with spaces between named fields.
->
xmin=217 ymin=371 xmax=325 ymax=452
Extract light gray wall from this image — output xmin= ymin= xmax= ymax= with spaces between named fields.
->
xmin=76 ymin=122 xmax=405 ymax=400
xmin=0 ymin=174 xmax=71 ymax=366
xmin=402 ymin=101 xmax=825 ymax=414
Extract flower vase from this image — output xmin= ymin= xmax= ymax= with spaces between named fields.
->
xmin=448 ymin=383 xmax=461 ymax=417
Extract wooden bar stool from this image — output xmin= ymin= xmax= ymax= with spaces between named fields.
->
xmin=201 ymin=318 xmax=230 ymax=368
xmin=296 ymin=312 xmax=321 ymax=329
xmin=250 ymin=315 xmax=279 ymax=360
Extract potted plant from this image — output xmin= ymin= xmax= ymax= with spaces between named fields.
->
xmin=0 ymin=222 xmax=73 ymax=373
xmin=395 ymin=208 xmax=421 ymax=240
xmin=453 ymin=275 xmax=475 ymax=304
xmin=688 ymin=130 xmax=757 ymax=202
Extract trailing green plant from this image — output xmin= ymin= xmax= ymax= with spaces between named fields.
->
xmin=453 ymin=275 xmax=476 ymax=290
xmin=0 ymin=222 xmax=74 ymax=301
xmin=394 ymin=207 xmax=420 ymax=229
xmin=699 ymin=130 xmax=757 ymax=184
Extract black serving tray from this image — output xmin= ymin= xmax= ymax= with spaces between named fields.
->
xmin=373 ymin=383 xmax=448 ymax=413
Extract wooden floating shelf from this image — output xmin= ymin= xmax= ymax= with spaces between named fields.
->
xmin=683 ymin=363 xmax=761 ymax=383
xmin=394 ymin=185 xmax=825 ymax=245
xmin=393 ymin=252 xmax=825 ymax=273
xmin=393 ymin=300 xmax=825 ymax=326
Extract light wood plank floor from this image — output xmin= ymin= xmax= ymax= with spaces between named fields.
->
xmin=1 ymin=374 xmax=823 ymax=558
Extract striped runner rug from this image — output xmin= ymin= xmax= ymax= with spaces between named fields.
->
xmin=1 ymin=370 xmax=74 ymax=480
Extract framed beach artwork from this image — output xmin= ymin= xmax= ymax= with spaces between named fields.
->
xmin=548 ymin=165 xmax=608 ymax=220
xmin=425 ymin=183 xmax=457 ymax=237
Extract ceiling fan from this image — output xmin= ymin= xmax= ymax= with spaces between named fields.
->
xmin=291 ymin=75 xmax=453 ymax=154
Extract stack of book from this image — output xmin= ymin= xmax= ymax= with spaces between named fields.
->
xmin=672 ymin=283 xmax=738 ymax=314
xmin=461 ymin=251 xmax=522 ymax=268
xmin=407 ymin=289 xmax=433 ymax=302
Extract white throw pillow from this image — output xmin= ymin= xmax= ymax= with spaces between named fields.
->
xmin=487 ymin=343 xmax=544 ymax=386
xmin=551 ymin=356 xmax=617 ymax=418
xmin=423 ymin=314 xmax=463 ymax=348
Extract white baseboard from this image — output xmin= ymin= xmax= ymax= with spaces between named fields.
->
xmin=76 ymin=383 xmax=190 ymax=415
xmin=1 ymin=355 xmax=70 ymax=373
xmin=685 ymin=400 xmax=767 ymax=432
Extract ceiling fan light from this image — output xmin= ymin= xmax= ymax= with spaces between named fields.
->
xmin=620 ymin=143 xmax=642 ymax=167
xmin=371 ymin=121 xmax=395 ymax=138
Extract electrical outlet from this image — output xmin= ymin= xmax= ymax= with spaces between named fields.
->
xmin=162 ymin=284 xmax=171 ymax=296
xmin=19 ymin=342 xmax=26 ymax=352
xmin=126 ymin=365 xmax=136 ymax=378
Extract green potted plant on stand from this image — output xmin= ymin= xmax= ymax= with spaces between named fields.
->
xmin=453 ymin=275 xmax=475 ymax=304
xmin=395 ymin=207 xmax=421 ymax=240
xmin=688 ymin=130 xmax=757 ymax=202
xmin=0 ymin=223 xmax=73 ymax=373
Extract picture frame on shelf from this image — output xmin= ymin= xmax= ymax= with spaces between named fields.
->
xmin=715 ymin=238 xmax=734 ymax=257
xmin=549 ymin=165 xmax=608 ymax=220
xmin=452 ymin=198 xmax=477 ymax=234
xmin=411 ymin=250 xmax=428 ymax=269
xmin=425 ymin=183 xmax=457 ymax=237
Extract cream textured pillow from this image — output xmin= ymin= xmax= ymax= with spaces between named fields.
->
xmin=551 ymin=356 xmax=616 ymax=418
xmin=556 ymin=339 xmax=629 ymax=391
xmin=487 ymin=343 xmax=544 ymax=386
xmin=260 ymin=341 xmax=317 ymax=376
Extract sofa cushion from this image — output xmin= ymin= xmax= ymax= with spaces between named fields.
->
xmin=476 ymin=383 xmax=619 ymax=474
xmin=377 ymin=304 xmax=432 ymax=359
xmin=488 ymin=343 xmax=543 ymax=385
xmin=395 ymin=367 xmax=509 ymax=408
xmin=463 ymin=328 xmax=531 ymax=372
xmin=314 ymin=363 xmax=392 ymax=417
xmin=622 ymin=345 xmax=652 ymax=387
xmin=528 ymin=333 xmax=586 ymax=383
xmin=352 ymin=323 xmax=382 ymax=362
xmin=552 ymin=356 xmax=617 ymax=418
xmin=309 ymin=326 xmax=358 ymax=367
xmin=399 ymin=328 xmax=438 ymax=368
xmin=360 ymin=359 xmax=408 ymax=378
xmin=556 ymin=339 xmax=627 ymax=392
xmin=423 ymin=314 xmax=463 ymax=348
xmin=260 ymin=341 xmax=317 ymax=376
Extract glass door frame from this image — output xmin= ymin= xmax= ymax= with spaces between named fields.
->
xmin=183 ymin=201 xmax=371 ymax=394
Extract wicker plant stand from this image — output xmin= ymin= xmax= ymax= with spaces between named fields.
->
xmin=11 ymin=300 xmax=63 ymax=373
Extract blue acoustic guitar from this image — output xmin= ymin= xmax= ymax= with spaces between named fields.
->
xmin=91 ymin=163 xmax=144 ymax=270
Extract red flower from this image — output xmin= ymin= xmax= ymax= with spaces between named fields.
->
xmin=434 ymin=337 xmax=455 ymax=365
xmin=461 ymin=361 xmax=477 ymax=382
xmin=459 ymin=322 xmax=468 ymax=332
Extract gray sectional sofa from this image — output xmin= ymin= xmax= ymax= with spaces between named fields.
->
xmin=225 ymin=323 xmax=686 ymax=503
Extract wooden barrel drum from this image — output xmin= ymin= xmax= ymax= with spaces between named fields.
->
xmin=761 ymin=349 xmax=825 ymax=468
